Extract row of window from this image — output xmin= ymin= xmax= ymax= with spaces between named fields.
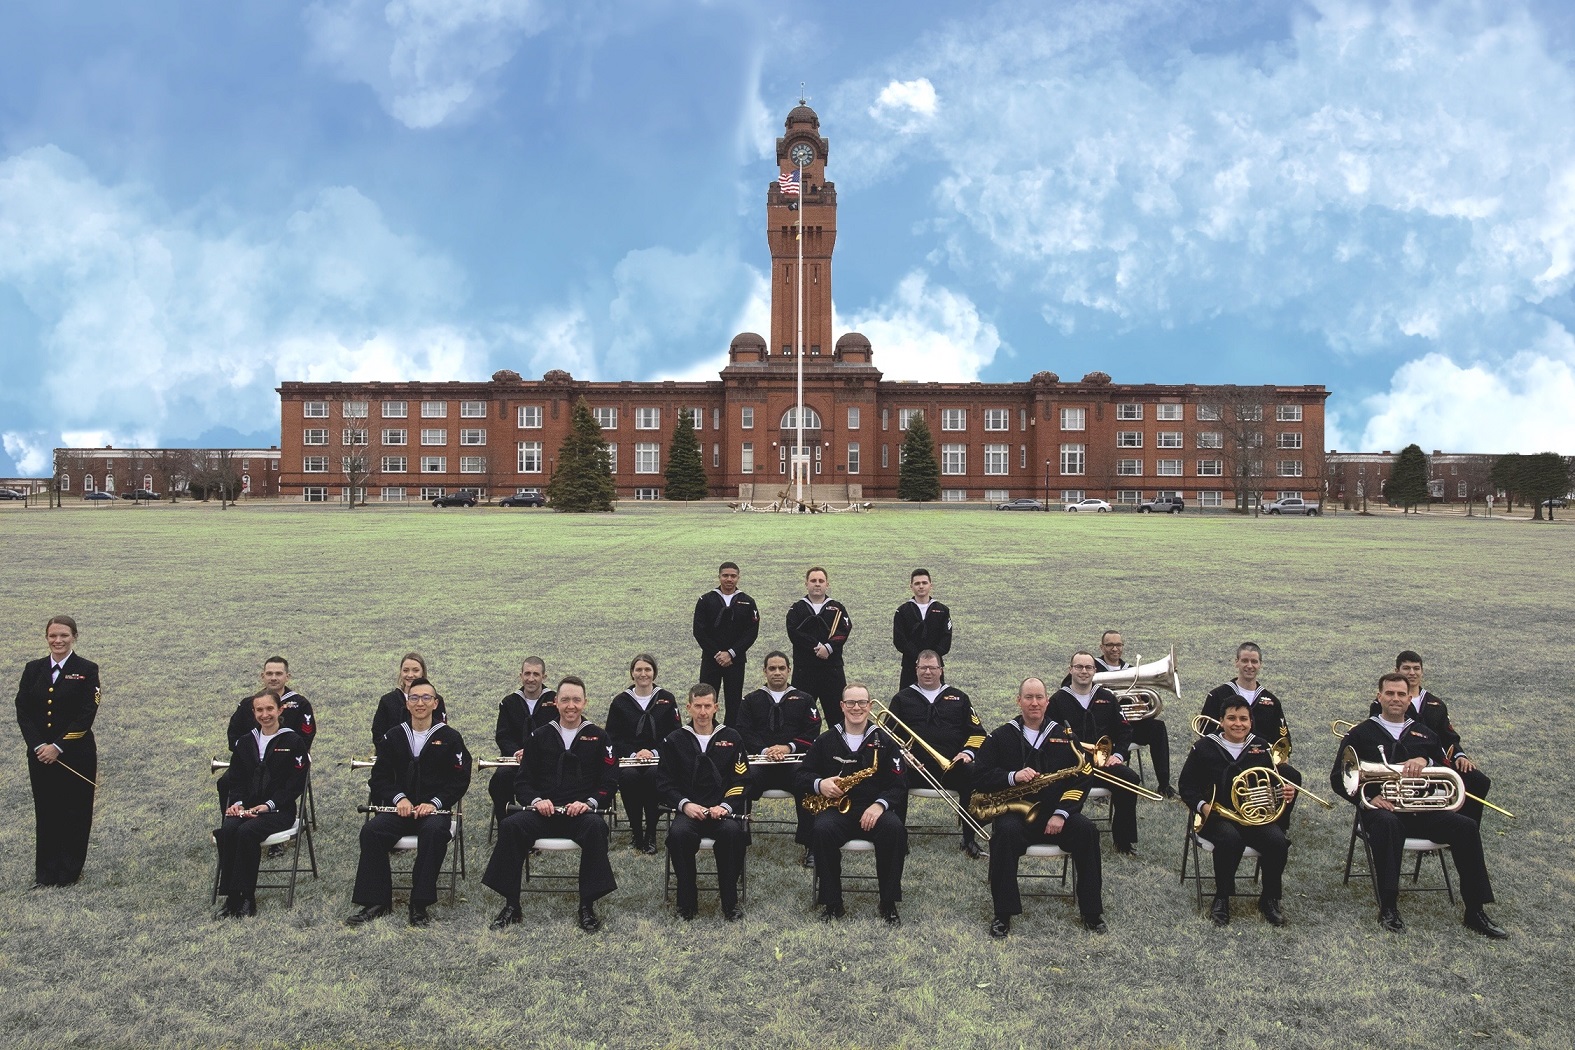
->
xmin=59 ymin=474 xmax=254 ymax=493
xmin=1114 ymin=431 xmax=1302 ymax=449
xmin=302 ymin=428 xmax=490 ymax=447
xmin=303 ymin=400 xmax=490 ymax=419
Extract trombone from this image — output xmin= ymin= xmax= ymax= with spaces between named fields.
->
xmin=868 ymin=698 xmax=992 ymax=841
xmin=1074 ymin=736 xmax=1167 ymax=801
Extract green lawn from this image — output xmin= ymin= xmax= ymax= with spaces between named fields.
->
xmin=1 ymin=504 xmax=1571 ymax=1049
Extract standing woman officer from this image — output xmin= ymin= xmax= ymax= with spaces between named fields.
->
xmin=15 ymin=615 xmax=102 ymax=886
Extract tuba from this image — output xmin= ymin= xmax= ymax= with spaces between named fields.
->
xmin=1093 ymin=647 xmax=1180 ymax=721
xmin=1338 ymin=746 xmax=1464 ymax=812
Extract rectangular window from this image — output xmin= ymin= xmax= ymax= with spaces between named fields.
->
xmin=517 ymin=406 xmax=543 ymax=429
xmin=343 ymin=400 xmax=368 ymax=419
xmin=942 ymin=409 xmax=967 ymax=431
xmin=1060 ymin=444 xmax=1085 ymax=475
xmin=380 ymin=487 xmax=406 ymax=502
xmin=1019 ymin=445 xmax=1027 ymax=469
xmin=420 ymin=486 xmax=445 ymax=501
xmin=941 ymin=444 xmax=967 ymax=475
xmin=605 ymin=444 xmax=617 ymax=473
xmin=1458 ymin=481 xmax=1468 ymax=498
xmin=381 ymin=456 xmax=407 ymax=473
xmin=342 ymin=428 xmax=368 ymax=446
xmin=1157 ymin=432 xmax=1183 ymax=448
xmin=984 ymin=408 xmax=1010 ymax=431
xmin=741 ymin=442 xmax=754 ymax=474
xmin=460 ymin=400 xmax=486 ymax=418
xmin=1278 ymin=460 xmax=1304 ymax=477
xmin=1117 ymin=490 xmax=1141 ymax=507
xmin=1118 ymin=459 xmax=1143 ymax=476
xmin=1197 ymin=405 xmax=1221 ymax=421
xmin=942 ymin=489 xmax=968 ymax=502
xmin=421 ymin=428 xmax=447 ymax=445
xmin=740 ymin=407 xmax=754 ymax=430
xmin=516 ymin=442 xmax=543 ymax=473
xmin=686 ymin=407 xmax=704 ymax=429
xmin=712 ymin=408 xmax=720 ymax=431
xmin=1197 ymin=459 xmax=1223 ymax=476
xmin=420 ymin=456 xmax=446 ymax=473
xmin=1196 ymin=432 xmax=1222 ymax=449
xmin=303 ymin=429 xmax=328 ymax=446
xmin=986 ymin=489 xmax=1011 ymax=503
xmin=1117 ymin=431 xmax=1143 ymax=448
xmin=421 ymin=401 xmax=447 ymax=418
xmin=303 ymin=486 xmax=327 ymax=502
xmin=303 ymin=401 xmax=328 ymax=418
xmin=382 ymin=428 xmax=407 ymax=446
xmin=846 ymin=442 xmax=859 ymax=475
xmin=635 ymin=442 xmax=660 ymax=473
xmin=635 ymin=487 xmax=661 ymax=500
xmin=899 ymin=408 xmax=922 ymax=431
xmin=1277 ymin=432 xmax=1303 ymax=449
xmin=1157 ymin=459 xmax=1183 ymax=476
xmin=460 ymin=429 xmax=487 ymax=446
xmin=1062 ymin=490 xmax=1085 ymax=504
xmin=382 ymin=400 xmax=407 ymax=418
xmin=1116 ymin=403 xmax=1143 ymax=420
xmin=1275 ymin=490 xmax=1301 ymax=502
xmin=1156 ymin=403 xmax=1183 ymax=421
xmin=1276 ymin=404 xmax=1303 ymax=422
xmin=984 ymin=444 xmax=1009 ymax=475
xmin=1199 ymin=491 xmax=1223 ymax=508
xmin=458 ymin=456 xmax=483 ymax=473
xmin=636 ymin=408 xmax=660 ymax=430
xmin=712 ymin=443 xmax=720 ymax=468
xmin=1060 ymin=407 xmax=1086 ymax=431
xmin=847 ymin=407 xmax=860 ymax=430
xmin=1238 ymin=404 xmax=1263 ymax=422
xmin=594 ymin=407 xmax=618 ymax=430
xmin=303 ymin=456 xmax=327 ymax=473
xmin=882 ymin=444 xmax=889 ymax=468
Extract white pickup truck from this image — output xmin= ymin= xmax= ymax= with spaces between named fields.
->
xmin=1262 ymin=497 xmax=1321 ymax=516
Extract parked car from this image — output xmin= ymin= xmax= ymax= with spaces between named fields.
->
xmin=996 ymin=498 xmax=1044 ymax=511
xmin=1137 ymin=495 xmax=1185 ymax=514
xmin=120 ymin=489 xmax=161 ymax=501
xmin=0 ymin=487 xmax=27 ymax=500
xmin=1543 ymin=498 xmax=1568 ymax=509
xmin=84 ymin=491 xmax=117 ymax=501
xmin=1262 ymin=497 xmax=1322 ymax=516
xmin=431 ymin=491 xmax=478 ymax=508
xmin=499 ymin=490 xmax=547 ymax=507
xmin=1064 ymin=498 xmax=1111 ymax=513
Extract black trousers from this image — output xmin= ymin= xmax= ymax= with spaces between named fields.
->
xmin=1097 ymin=763 xmax=1142 ymax=848
xmin=1359 ymin=808 xmax=1494 ymax=910
xmin=1127 ymin=718 xmax=1172 ymax=789
xmin=353 ymin=812 xmax=452 ymax=909
xmin=811 ymin=808 xmax=906 ymax=909
xmin=1198 ymin=813 xmax=1287 ymax=899
xmin=746 ymin=763 xmax=813 ymax=846
xmin=483 ymin=810 xmax=616 ymax=906
xmin=666 ymin=814 xmax=748 ymax=913
xmin=793 ymin=665 xmax=847 ymax=727
xmin=215 ymin=809 xmax=295 ymax=901
xmin=617 ymin=766 xmax=662 ymax=843
xmin=988 ymin=811 xmax=1103 ymax=920
xmin=28 ymin=737 xmax=96 ymax=885
xmin=699 ymin=657 xmax=749 ymax=726
xmin=488 ymin=767 xmax=519 ymax=823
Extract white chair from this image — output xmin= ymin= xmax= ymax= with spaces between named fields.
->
xmin=386 ymin=808 xmax=466 ymax=904
xmin=905 ymin=787 xmax=964 ymax=838
xmin=809 ymin=838 xmax=879 ymax=900
xmin=522 ymin=838 xmax=583 ymax=895
xmin=1083 ymin=785 xmax=1113 ymax=833
xmin=1342 ymin=809 xmax=1455 ymax=905
xmin=748 ymin=789 xmax=798 ymax=836
xmin=1020 ymin=843 xmax=1075 ymax=899
xmin=209 ymin=817 xmax=318 ymax=909
xmin=1177 ymin=817 xmax=1262 ymax=909
xmin=662 ymin=834 xmax=748 ymax=903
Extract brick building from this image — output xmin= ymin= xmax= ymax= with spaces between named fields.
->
xmin=51 ymin=446 xmax=283 ymax=499
xmin=278 ymin=105 xmax=1328 ymax=507
xmin=1325 ymin=450 xmax=1500 ymax=508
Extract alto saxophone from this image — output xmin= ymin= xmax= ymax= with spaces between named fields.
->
xmin=803 ymin=750 xmax=880 ymax=814
xmin=968 ymin=763 xmax=1084 ymax=823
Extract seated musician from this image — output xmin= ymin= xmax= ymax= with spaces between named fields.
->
xmin=657 ymin=683 xmax=750 ymax=921
xmin=606 ymin=653 xmax=681 ymax=855
xmin=346 ymin=679 xmax=472 ymax=928
xmin=483 ymin=676 xmax=618 ymax=933
xmin=1048 ymin=651 xmax=1143 ymax=855
xmin=217 ymin=656 xmax=316 ymax=814
xmin=213 ymin=689 xmax=308 ymax=918
xmin=735 ymin=650 xmax=822 ymax=865
xmin=1331 ymin=672 xmax=1507 ymax=938
xmin=888 ymin=649 xmax=986 ymax=858
xmin=1177 ymin=695 xmax=1292 ymax=927
xmin=370 ymin=651 xmax=447 ymax=744
xmin=1374 ymin=650 xmax=1492 ymax=823
xmin=488 ymin=657 xmax=557 ymax=825
xmin=1200 ymin=642 xmax=1302 ymax=830
xmin=795 ymin=683 xmax=907 ymax=925
xmin=975 ymin=677 xmax=1106 ymax=938
xmin=1092 ymin=630 xmax=1174 ymax=798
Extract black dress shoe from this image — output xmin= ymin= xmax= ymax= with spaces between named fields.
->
xmin=1210 ymin=897 xmax=1230 ymax=927
xmin=1379 ymin=907 xmax=1405 ymax=933
xmin=1159 ymin=784 xmax=1177 ymax=799
xmin=345 ymin=904 xmax=390 ymax=927
xmin=489 ymin=903 xmax=523 ymax=930
xmin=639 ymin=841 xmax=659 ymax=856
xmin=578 ymin=904 xmax=602 ymax=932
xmin=723 ymin=906 xmax=744 ymax=922
xmin=408 ymin=905 xmax=432 ymax=928
xmin=801 ymin=848 xmax=815 ymax=868
xmin=214 ymin=901 xmax=240 ymax=920
xmin=879 ymin=903 xmax=901 ymax=927
xmin=818 ymin=903 xmax=845 ymax=922
xmin=1464 ymin=908 xmax=1508 ymax=939
xmin=1082 ymin=914 xmax=1108 ymax=934
xmin=234 ymin=898 xmax=257 ymax=918
xmin=677 ymin=906 xmax=697 ymax=921
xmin=1258 ymin=897 xmax=1286 ymax=927
xmin=267 ymin=844 xmax=286 ymax=859
xmin=961 ymin=838 xmax=984 ymax=859
xmin=989 ymin=916 xmax=1011 ymax=939
xmin=1115 ymin=843 xmax=1138 ymax=857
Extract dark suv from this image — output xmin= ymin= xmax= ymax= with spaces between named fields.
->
xmin=431 ymin=491 xmax=479 ymax=508
xmin=499 ymin=490 xmax=547 ymax=507
xmin=1138 ymin=495 xmax=1185 ymax=514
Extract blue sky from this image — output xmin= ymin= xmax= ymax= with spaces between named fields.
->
xmin=4 ymin=0 xmax=1575 ymax=475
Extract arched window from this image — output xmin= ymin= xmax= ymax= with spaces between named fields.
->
xmin=60 ymin=474 xmax=70 ymax=492
xmin=105 ymin=474 xmax=114 ymax=493
xmin=143 ymin=474 xmax=153 ymax=491
xmin=84 ymin=474 xmax=94 ymax=492
xmin=779 ymin=407 xmax=822 ymax=430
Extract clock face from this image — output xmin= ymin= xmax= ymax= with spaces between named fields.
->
xmin=790 ymin=143 xmax=815 ymax=168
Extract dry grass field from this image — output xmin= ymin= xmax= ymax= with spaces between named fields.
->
xmin=0 ymin=502 xmax=1571 ymax=1049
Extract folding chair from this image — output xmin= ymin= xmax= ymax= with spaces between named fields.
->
xmin=747 ymin=789 xmax=799 ymax=836
xmin=809 ymin=838 xmax=880 ymax=900
xmin=1177 ymin=817 xmax=1262 ymax=909
xmin=1020 ymin=843 xmax=1075 ymax=899
xmin=209 ymin=817 xmax=318 ymax=909
xmin=1342 ymin=808 xmax=1455 ymax=905
xmin=522 ymin=838 xmax=583 ymax=894
xmin=663 ymin=833 xmax=749 ymax=903
xmin=384 ymin=805 xmax=467 ymax=904
xmin=905 ymin=787 xmax=965 ymax=839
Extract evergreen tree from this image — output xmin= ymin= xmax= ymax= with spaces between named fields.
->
xmin=1388 ymin=444 xmax=1430 ymax=512
xmin=897 ymin=413 xmax=941 ymax=502
xmin=664 ymin=409 xmax=709 ymax=501
xmin=1490 ymin=453 xmax=1524 ymax=510
xmin=1522 ymin=451 xmax=1571 ymax=520
xmin=547 ymin=397 xmax=616 ymax=512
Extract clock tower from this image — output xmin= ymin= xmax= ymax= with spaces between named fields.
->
xmin=768 ymin=104 xmax=837 ymax=360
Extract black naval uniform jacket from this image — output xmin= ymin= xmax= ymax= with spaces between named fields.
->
xmin=973 ymin=718 xmax=1091 ymax=817
xmin=1048 ymin=685 xmax=1133 ymax=760
xmin=693 ymin=590 xmax=761 ymax=665
xmin=795 ymin=727 xmax=907 ymax=814
xmin=735 ymin=686 xmax=823 ymax=755
xmin=1201 ymin=682 xmax=1291 ymax=753
xmin=367 ymin=723 xmax=472 ymax=811
xmin=786 ymin=598 xmax=852 ymax=675
xmin=892 ymin=598 xmax=952 ymax=664
xmin=229 ymin=689 xmax=317 ymax=753
xmin=605 ymin=689 xmax=682 ymax=758
xmin=1178 ymin=733 xmax=1276 ymax=818
xmin=1367 ymin=690 xmax=1466 ymax=759
xmin=224 ymin=727 xmax=309 ymax=817
xmin=16 ymin=651 xmax=101 ymax=759
xmin=515 ymin=721 xmax=619 ymax=811
xmin=371 ymin=688 xmax=448 ymax=745
xmin=494 ymin=688 xmax=559 ymax=757
xmin=886 ymin=684 xmax=986 ymax=767
xmin=1331 ymin=717 xmax=1451 ymax=800
xmin=656 ymin=725 xmax=751 ymax=813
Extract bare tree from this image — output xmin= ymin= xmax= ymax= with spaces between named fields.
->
xmin=1198 ymin=386 xmax=1270 ymax=514
xmin=339 ymin=423 xmax=385 ymax=509
xmin=52 ymin=449 xmax=92 ymax=508
xmin=149 ymin=449 xmax=190 ymax=502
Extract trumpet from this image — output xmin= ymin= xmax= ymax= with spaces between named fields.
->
xmin=478 ymin=757 xmax=520 ymax=769
xmin=209 ymin=758 xmax=231 ymax=773
xmin=618 ymin=756 xmax=660 ymax=767
xmin=1093 ymin=647 xmax=1180 ymax=721
xmin=349 ymin=758 xmax=375 ymax=770
xmin=868 ymin=700 xmax=991 ymax=841
xmin=1191 ymin=713 xmax=1221 ymax=738
xmin=1330 ymin=719 xmax=1359 ymax=738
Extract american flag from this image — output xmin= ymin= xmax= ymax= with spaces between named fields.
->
xmin=778 ymin=170 xmax=800 ymax=197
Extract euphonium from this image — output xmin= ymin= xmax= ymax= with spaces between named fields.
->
xmin=802 ymin=753 xmax=880 ymax=814
xmin=1092 ymin=647 xmax=1180 ymax=721
xmin=1339 ymin=746 xmax=1465 ymax=812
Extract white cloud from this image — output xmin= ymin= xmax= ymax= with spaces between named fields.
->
xmin=2 ymin=432 xmax=51 ymax=474
xmin=844 ymin=271 xmax=999 ymax=382
xmin=870 ymin=78 xmax=938 ymax=128
xmin=304 ymin=0 xmax=554 ymax=129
